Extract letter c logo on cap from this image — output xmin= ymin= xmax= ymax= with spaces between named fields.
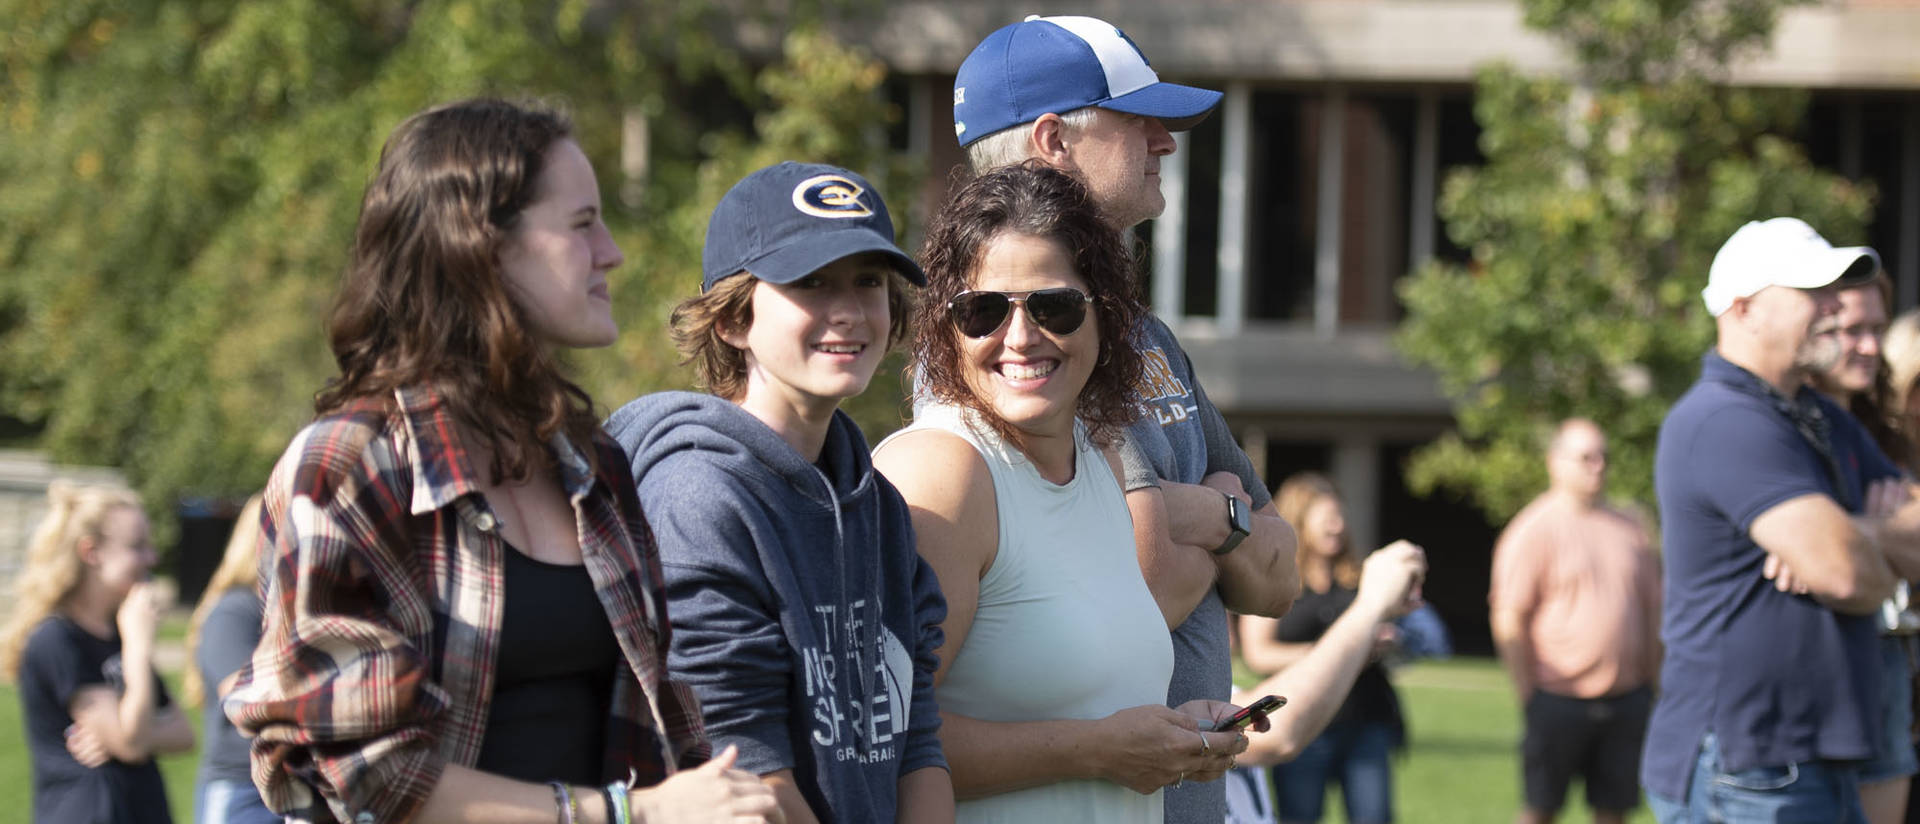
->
xmin=792 ymin=175 xmax=873 ymax=219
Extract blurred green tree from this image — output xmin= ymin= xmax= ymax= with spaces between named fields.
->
xmin=0 ymin=0 xmax=911 ymax=541
xmin=1396 ymin=0 xmax=1875 ymax=521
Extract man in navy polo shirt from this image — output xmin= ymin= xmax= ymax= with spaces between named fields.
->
xmin=1647 ymin=217 xmax=1920 ymax=822
xmin=950 ymin=15 xmax=1303 ymax=824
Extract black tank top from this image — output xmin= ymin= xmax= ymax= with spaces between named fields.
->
xmin=474 ymin=547 xmax=620 ymax=784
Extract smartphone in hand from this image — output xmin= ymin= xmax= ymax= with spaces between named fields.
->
xmin=1209 ymin=695 xmax=1286 ymax=732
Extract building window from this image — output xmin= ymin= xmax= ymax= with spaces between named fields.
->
xmin=1178 ymin=112 xmax=1225 ymax=319
xmin=1158 ymin=85 xmax=1479 ymax=331
xmin=1802 ymin=92 xmax=1920 ymax=310
xmin=1244 ymin=91 xmax=1318 ymax=323
xmin=1335 ymin=94 xmax=1416 ymax=326
xmin=1262 ymin=440 xmax=1333 ymax=488
xmin=1431 ymin=95 xmax=1483 ymax=269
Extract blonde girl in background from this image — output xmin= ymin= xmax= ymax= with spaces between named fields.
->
xmin=1 ymin=481 xmax=195 ymax=824
xmin=182 ymin=494 xmax=274 ymax=824
xmin=1880 ymin=309 xmax=1920 ymax=472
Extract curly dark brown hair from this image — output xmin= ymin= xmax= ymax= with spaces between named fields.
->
xmin=912 ymin=160 xmax=1145 ymax=448
xmin=315 ymin=98 xmax=599 ymax=482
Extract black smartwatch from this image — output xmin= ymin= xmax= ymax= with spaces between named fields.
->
xmin=1214 ymin=492 xmax=1251 ymax=556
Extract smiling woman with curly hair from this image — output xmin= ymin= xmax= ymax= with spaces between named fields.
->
xmin=874 ymin=161 xmax=1247 ymax=823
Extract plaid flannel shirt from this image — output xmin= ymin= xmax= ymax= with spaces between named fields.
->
xmin=227 ymin=387 xmax=709 ymax=823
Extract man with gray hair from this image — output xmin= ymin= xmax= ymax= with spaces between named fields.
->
xmin=951 ymin=15 xmax=1301 ymax=823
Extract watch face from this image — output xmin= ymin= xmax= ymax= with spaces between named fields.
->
xmin=1216 ymin=496 xmax=1251 ymax=555
xmin=1229 ymin=496 xmax=1250 ymax=533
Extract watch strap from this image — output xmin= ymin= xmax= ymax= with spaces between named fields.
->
xmin=1213 ymin=492 xmax=1251 ymax=555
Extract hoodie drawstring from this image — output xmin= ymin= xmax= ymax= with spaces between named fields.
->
xmin=811 ymin=464 xmax=882 ymax=762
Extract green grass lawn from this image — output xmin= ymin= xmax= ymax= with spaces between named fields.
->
xmin=1386 ymin=659 xmax=1657 ymax=824
xmin=0 ymin=655 xmax=1656 ymax=823
xmin=1239 ymin=657 xmax=1659 ymax=824
xmin=0 ymin=676 xmax=201 ymax=824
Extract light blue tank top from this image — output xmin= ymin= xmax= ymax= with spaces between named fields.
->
xmin=881 ymin=404 xmax=1173 ymax=824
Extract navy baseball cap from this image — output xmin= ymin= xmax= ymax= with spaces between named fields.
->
xmin=952 ymin=15 xmax=1223 ymax=148
xmin=701 ymin=161 xmax=926 ymax=291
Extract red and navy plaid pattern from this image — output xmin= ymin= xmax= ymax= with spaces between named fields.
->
xmin=227 ymin=387 xmax=708 ymax=823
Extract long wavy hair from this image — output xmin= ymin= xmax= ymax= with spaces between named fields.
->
xmin=912 ymin=161 xmax=1145 ymax=448
xmin=315 ymin=98 xmax=600 ymax=481
xmin=180 ymin=494 xmax=264 ymax=707
xmin=1883 ymin=307 xmax=1920 ymax=472
xmin=1807 ymin=276 xmax=1910 ymax=467
xmin=1275 ymin=472 xmax=1362 ymax=591
xmin=0 ymin=482 xmax=144 ymax=679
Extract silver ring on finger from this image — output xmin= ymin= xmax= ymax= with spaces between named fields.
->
xmin=1197 ymin=728 xmax=1210 ymax=755
xmin=1175 ymin=771 xmax=1187 ymax=789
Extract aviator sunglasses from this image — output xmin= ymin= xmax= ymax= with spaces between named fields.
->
xmin=947 ymin=287 xmax=1094 ymax=339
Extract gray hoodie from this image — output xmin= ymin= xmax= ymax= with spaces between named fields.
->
xmin=607 ymin=392 xmax=947 ymax=822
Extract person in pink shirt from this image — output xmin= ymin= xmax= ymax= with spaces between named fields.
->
xmin=1489 ymin=418 xmax=1662 ymax=824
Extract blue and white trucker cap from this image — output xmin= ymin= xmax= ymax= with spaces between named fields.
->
xmin=952 ymin=14 xmax=1223 ymax=148
xmin=702 ymin=161 xmax=926 ymax=292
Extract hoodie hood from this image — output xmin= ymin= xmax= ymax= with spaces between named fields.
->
xmin=607 ymin=391 xmax=879 ymax=509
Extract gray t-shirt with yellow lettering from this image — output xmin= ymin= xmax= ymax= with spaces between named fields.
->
xmin=1119 ymin=314 xmax=1271 ymax=824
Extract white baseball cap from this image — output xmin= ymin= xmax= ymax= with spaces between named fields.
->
xmin=1703 ymin=217 xmax=1880 ymax=316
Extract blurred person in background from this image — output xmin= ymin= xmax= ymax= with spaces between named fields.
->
xmin=1807 ymin=277 xmax=1918 ymax=824
xmin=1233 ymin=540 xmax=1426 ymax=770
xmin=0 ymin=481 xmax=195 ymax=824
xmin=1224 ymin=540 xmax=1425 ymax=824
xmin=1238 ymin=473 xmax=1405 ymax=824
xmin=1816 ymin=278 xmax=1909 ymax=466
xmin=876 ymin=162 xmax=1250 ymax=823
xmin=182 ymin=494 xmax=274 ymax=824
xmin=1881 ymin=309 xmax=1920 ymax=474
xmin=224 ymin=98 xmax=778 ymax=824
xmin=1884 ymin=309 xmax=1920 ymax=824
xmin=1489 ymin=419 xmax=1662 ymax=824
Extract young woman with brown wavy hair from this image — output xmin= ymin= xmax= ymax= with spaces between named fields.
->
xmin=873 ymin=162 xmax=1249 ymax=823
xmin=224 ymin=98 xmax=778 ymax=824
xmin=2 ymin=481 xmax=195 ymax=824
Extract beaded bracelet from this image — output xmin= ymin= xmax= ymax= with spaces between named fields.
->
xmin=603 ymin=778 xmax=631 ymax=824
xmin=546 ymin=782 xmax=577 ymax=824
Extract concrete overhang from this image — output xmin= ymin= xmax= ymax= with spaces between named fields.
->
xmin=1164 ymin=322 xmax=1451 ymax=417
xmin=858 ymin=0 xmax=1920 ymax=89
